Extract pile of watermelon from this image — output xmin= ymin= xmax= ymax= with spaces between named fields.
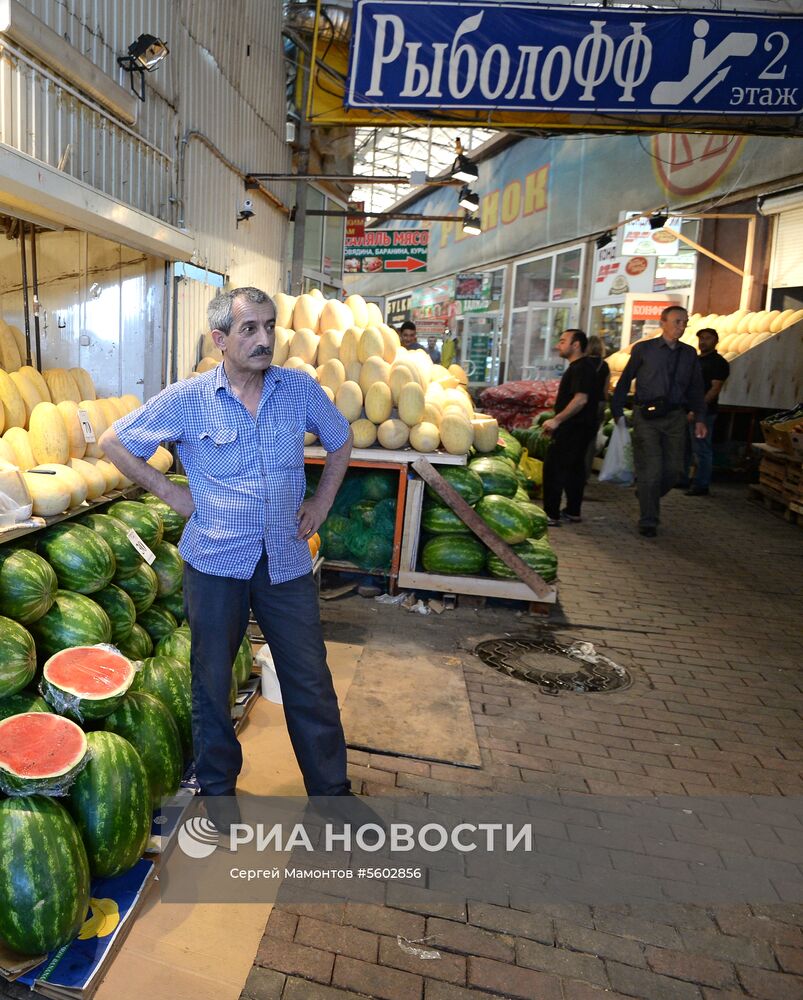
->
xmin=315 ymin=469 xmax=397 ymax=571
xmin=0 ymin=481 xmax=255 ymax=958
xmin=419 ymin=435 xmax=558 ymax=584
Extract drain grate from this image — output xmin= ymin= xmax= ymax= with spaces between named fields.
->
xmin=474 ymin=634 xmax=632 ymax=695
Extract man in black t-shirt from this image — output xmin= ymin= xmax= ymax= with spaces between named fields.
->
xmin=542 ymin=329 xmax=599 ymax=526
xmin=685 ymin=327 xmax=730 ymax=496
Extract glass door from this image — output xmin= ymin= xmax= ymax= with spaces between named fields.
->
xmin=520 ymin=303 xmax=576 ymax=380
xmin=459 ymin=314 xmax=502 ymax=388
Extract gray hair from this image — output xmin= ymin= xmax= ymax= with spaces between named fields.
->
xmin=207 ymin=287 xmax=273 ymax=334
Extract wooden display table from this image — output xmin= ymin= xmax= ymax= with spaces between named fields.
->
xmin=304 ymin=446 xmax=466 ymax=592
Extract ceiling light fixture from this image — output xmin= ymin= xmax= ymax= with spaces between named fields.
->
xmin=649 ymin=210 xmax=669 ymax=230
xmin=462 ymin=215 xmax=482 ymax=236
xmin=451 ymin=138 xmax=478 ymax=184
xmin=117 ymin=34 xmax=169 ymax=101
xmin=596 ymin=231 xmax=614 ymax=250
xmin=458 ymin=186 xmax=480 ymax=212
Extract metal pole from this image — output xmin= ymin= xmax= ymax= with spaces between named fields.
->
xmin=19 ymin=223 xmax=33 ymax=366
xmin=290 ymin=117 xmax=311 ymax=296
xmin=29 ymin=226 xmax=43 ymax=369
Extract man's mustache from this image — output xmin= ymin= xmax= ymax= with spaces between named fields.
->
xmin=250 ymin=346 xmax=272 ymax=357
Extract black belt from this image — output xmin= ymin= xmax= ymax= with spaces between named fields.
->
xmin=637 ymin=403 xmax=682 ymax=411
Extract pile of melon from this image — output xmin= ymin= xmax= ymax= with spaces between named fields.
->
xmin=606 ymin=306 xmax=803 ymax=382
xmin=0 ymin=321 xmax=169 ymax=517
xmin=193 ymin=291 xmax=497 ymax=456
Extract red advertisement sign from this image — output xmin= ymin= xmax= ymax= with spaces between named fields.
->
xmin=346 ymin=202 xmax=365 ymax=239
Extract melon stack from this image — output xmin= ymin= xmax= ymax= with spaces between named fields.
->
xmin=191 ymin=290 xmax=496 ymax=457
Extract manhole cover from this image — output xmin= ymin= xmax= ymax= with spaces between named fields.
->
xmin=474 ymin=634 xmax=632 ymax=695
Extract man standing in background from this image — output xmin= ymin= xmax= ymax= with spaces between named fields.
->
xmin=685 ymin=327 xmax=730 ymax=497
xmin=399 ymin=320 xmax=425 ymax=351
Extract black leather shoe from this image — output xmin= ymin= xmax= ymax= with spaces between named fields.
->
xmin=639 ymin=526 xmax=657 ymax=537
xmin=684 ymin=487 xmax=710 ymax=496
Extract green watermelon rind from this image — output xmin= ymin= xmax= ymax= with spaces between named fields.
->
xmin=41 ymin=645 xmax=135 ymax=721
xmin=106 ymin=501 xmax=164 ymax=550
xmin=475 ymin=495 xmax=532 ymax=545
xmin=421 ymin=504 xmax=471 ymax=535
xmin=0 ymin=795 xmax=90 ymax=955
xmin=115 ymin=622 xmax=153 ymax=662
xmin=138 ymin=494 xmax=186 ymax=544
xmin=0 ymin=548 xmax=58 ymax=624
xmin=486 ymin=538 xmax=558 ymax=583
xmin=37 ymin=524 xmax=116 ymax=595
xmin=28 ymin=591 xmax=113 ymax=662
xmin=103 ymin=690 xmax=182 ymax=806
xmin=0 ymin=616 xmax=37 ymax=700
xmin=79 ymin=513 xmax=143 ymax=579
xmin=424 ymin=465 xmax=484 ymax=507
xmin=233 ymin=635 xmax=253 ymax=687
xmin=150 ymin=541 xmax=184 ymax=598
xmin=65 ymin=731 xmax=151 ymax=879
xmin=136 ymin=605 xmax=178 ymax=646
xmin=114 ymin=561 xmax=159 ymax=615
xmin=0 ymin=691 xmax=52 ymax=721
xmin=468 ymin=458 xmax=519 ymax=498
xmin=132 ymin=656 xmax=193 ymax=760
xmin=155 ymin=625 xmax=192 ymax=665
xmin=421 ymin=535 xmax=487 ymax=576
xmin=92 ymin=584 xmax=137 ymax=642
xmin=0 ymin=712 xmax=89 ymax=796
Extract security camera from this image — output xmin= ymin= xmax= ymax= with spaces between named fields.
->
xmin=238 ymin=198 xmax=255 ymax=221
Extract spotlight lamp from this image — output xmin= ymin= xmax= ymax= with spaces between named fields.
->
xmin=462 ymin=215 xmax=482 ymax=236
xmin=118 ymin=33 xmax=170 ymax=101
xmin=596 ymin=231 xmax=614 ymax=250
xmin=649 ymin=210 xmax=669 ymax=230
xmin=451 ymin=138 xmax=478 ymax=183
xmin=458 ymin=186 xmax=480 ymax=212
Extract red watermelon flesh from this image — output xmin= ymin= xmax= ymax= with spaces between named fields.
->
xmin=42 ymin=646 xmax=135 ymax=721
xmin=0 ymin=712 xmax=88 ymax=795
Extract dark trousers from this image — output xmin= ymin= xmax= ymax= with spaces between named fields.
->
xmin=631 ymin=408 xmax=687 ymax=527
xmin=543 ymin=422 xmax=594 ymax=519
xmin=183 ymin=555 xmax=349 ymax=797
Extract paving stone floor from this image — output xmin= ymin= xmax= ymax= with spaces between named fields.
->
xmin=246 ymin=480 xmax=803 ymax=1000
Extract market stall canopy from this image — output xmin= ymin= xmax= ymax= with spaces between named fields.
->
xmin=301 ymin=0 xmax=803 ymax=136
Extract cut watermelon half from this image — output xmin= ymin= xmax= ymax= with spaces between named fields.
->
xmin=0 ymin=712 xmax=88 ymax=795
xmin=42 ymin=645 xmax=135 ymax=721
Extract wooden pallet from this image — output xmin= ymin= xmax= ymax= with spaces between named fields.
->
xmin=748 ymin=483 xmax=802 ymax=525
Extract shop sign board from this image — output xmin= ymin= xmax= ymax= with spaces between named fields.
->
xmin=620 ymin=211 xmax=683 ymax=256
xmin=344 ymin=228 xmax=429 ymax=274
xmin=346 ymin=202 xmax=365 ymax=239
xmin=593 ymin=242 xmax=657 ymax=298
xmin=456 ymin=272 xmax=492 ymax=314
xmin=411 ymin=278 xmax=455 ymax=334
xmin=348 ymin=2 xmax=803 ymax=116
xmin=386 ymin=293 xmax=412 ymax=328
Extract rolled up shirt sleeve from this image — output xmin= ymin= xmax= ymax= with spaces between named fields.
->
xmin=113 ymin=382 xmax=186 ymax=459
xmin=305 ymin=378 xmax=350 ymax=452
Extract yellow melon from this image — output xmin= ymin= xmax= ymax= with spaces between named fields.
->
xmin=345 ymin=295 xmax=369 ymax=329
xmin=67 ymin=457 xmax=106 ymax=500
xmin=365 ymin=302 xmax=385 ymax=327
xmin=0 ymin=370 xmax=26 ymax=429
xmin=22 ymin=470 xmax=71 ymax=515
xmin=9 ymin=371 xmax=40 ymax=426
xmin=289 ymin=328 xmax=319 ymax=365
xmin=379 ymin=324 xmax=400 ymax=363
xmin=398 ymin=383 xmax=426 ymax=426
xmin=339 ymin=327 xmax=363 ymax=368
xmin=18 ymin=366 xmax=49 ymax=401
xmin=30 ymin=463 xmax=87 ymax=508
xmin=377 ymin=418 xmax=409 ymax=450
xmin=272 ymin=326 xmax=291 ymax=367
xmin=0 ymin=321 xmax=21 ymax=371
xmin=319 ymin=300 xmax=353 ymax=333
xmin=274 ymin=293 xmax=296 ymax=329
xmin=317 ymin=329 xmax=344 ymax=365
xmin=69 ymin=367 xmax=96 ymax=401
xmin=28 ymin=402 xmax=69 ymax=465
xmin=440 ymin=413 xmax=473 ymax=455
xmin=317 ymin=359 xmax=346 ymax=395
xmin=358 ymin=357 xmax=391 ymax=396
xmin=351 ymin=418 xmax=378 ymax=449
xmin=3 ymin=427 xmax=36 ymax=471
xmin=409 ymin=422 xmax=440 ymax=453
xmin=357 ymin=326 xmax=385 ymax=363
xmin=335 ymin=381 xmax=363 ymax=422
xmin=291 ymin=294 xmax=323 ymax=333
xmin=365 ymin=382 xmax=393 ymax=424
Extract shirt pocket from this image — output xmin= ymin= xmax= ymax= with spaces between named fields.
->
xmin=197 ymin=426 xmax=241 ymax=478
xmin=269 ymin=421 xmax=305 ymax=469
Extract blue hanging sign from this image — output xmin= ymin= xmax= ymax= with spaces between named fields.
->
xmin=347 ymin=2 xmax=803 ymax=116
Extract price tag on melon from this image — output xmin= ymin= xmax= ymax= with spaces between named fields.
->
xmin=126 ymin=529 xmax=155 ymax=565
xmin=77 ymin=408 xmax=96 ymax=443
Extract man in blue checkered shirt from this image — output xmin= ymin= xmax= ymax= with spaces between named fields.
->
xmin=101 ymin=287 xmax=354 ymax=822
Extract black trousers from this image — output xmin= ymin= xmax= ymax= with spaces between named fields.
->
xmin=543 ymin=422 xmax=595 ymax=519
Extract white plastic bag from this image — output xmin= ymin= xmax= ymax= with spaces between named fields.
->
xmin=599 ymin=419 xmax=634 ymax=485
xmin=256 ymin=643 xmax=282 ymax=704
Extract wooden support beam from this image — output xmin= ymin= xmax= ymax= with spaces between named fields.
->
xmin=412 ymin=458 xmax=553 ymax=600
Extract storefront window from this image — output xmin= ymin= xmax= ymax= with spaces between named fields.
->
xmin=323 ymin=212 xmax=345 ymax=283
xmin=513 ymin=256 xmax=551 ymax=308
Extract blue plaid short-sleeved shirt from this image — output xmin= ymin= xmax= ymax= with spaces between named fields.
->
xmin=113 ymin=364 xmax=350 ymax=583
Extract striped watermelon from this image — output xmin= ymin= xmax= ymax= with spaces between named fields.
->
xmin=103 ymin=691 xmax=182 ymax=805
xmin=0 ymin=712 xmax=88 ymax=795
xmin=151 ymin=541 xmax=183 ymax=597
xmin=155 ymin=590 xmax=185 ymax=623
xmin=132 ymin=656 xmax=193 ymax=760
xmin=137 ymin=606 xmax=178 ymax=646
xmin=42 ymin=646 xmax=135 ymax=721
xmin=517 ymin=501 xmax=548 ymax=540
xmin=421 ymin=504 xmax=470 ymax=535
xmin=115 ymin=623 xmax=153 ymax=661
xmin=138 ymin=494 xmax=186 ymax=544
xmin=0 ymin=796 xmax=90 ymax=955
xmin=233 ymin=635 xmax=253 ymax=687
xmin=107 ymin=501 xmax=164 ymax=549
xmin=0 ymin=616 xmax=37 ymax=699
xmin=468 ymin=457 xmax=519 ymax=498
xmin=475 ymin=495 xmax=531 ymax=545
xmin=114 ymin=561 xmax=158 ymax=614
xmin=486 ymin=537 xmax=558 ymax=583
xmin=421 ymin=535 xmax=487 ymax=576
xmin=155 ymin=624 xmax=192 ymax=665
xmin=92 ymin=584 xmax=137 ymax=642
xmin=0 ymin=548 xmax=58 ymax=624
xmin=29 ymin=591 xmax=112 ymax=662
xmin=65 ymin=731 xmax=151 ymax=877
xmin=38 ymin=523 xmax=115 ymax=594
xmin=425 ymin=465 xmax=484 ymax=506
xmin=0 ymin=691 xmax=51 ymax=721
xmin=79 ymin=513 xmax=143 ymax=579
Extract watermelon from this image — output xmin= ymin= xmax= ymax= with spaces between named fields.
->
xmin=0 ymin=548 xmax=58 ymax=623
xmin=513 ymin=485 xmax=529 ymax=503
xmin=497 ymin=428 xmax=523 ymax=463
xmin=319 ymin=514 xmax=350 ymax=560
xmin=425 ymin=465 xmax=483 ymax=506
xmin=138 ymin=494 xmax=186 ymax=544
xmin=0 ymin=691 xmax=51 ymax=721
xmin=421 ymin=504 xmax=470 ymax=535
xmin=155 ymin=624 xmax=192 ymax=664
xmin=103 ymin=691 xmax=182 ymax=805
xmin=0 ymin=796 xmax=90 ymax=955
xmin=106 ymin=501 xmax=164 ymax=549
xmin=37 ymin=524 xmax=115 ymax=595
xmin=421 ymin=535 xmax=487 ymax=576
xmin=155 ymin=591 xmax=185 ymax=623
xmin=233 ymin=635 xmax=253 ymax=687
xmin=65 ymin=731 xmax=151 ymax=878
xmin=92 ymin=584 xmax=137 ymax=641
xmin=167 ymin=473 xmax=188 ymax=486
xmin=475 ymin=495 xmax=531 ymax=545
xmin=362 ymin=533 xmax=393 ymax=570
xmin=132 ymin=656 xmax=192 ymax=759
xmin=0 ymin=616 xmax=37 ymax=699
xmin=361 ymin=471 xmax=395 ymax=501
xmin=115 ymin=561 xmax=158 ymax=614
xmin=115 ymin=622 xmax=153 ymax=661
xmin=42 ymin=645 xmax=135 ymax=720
xmin=0 ymin=712 xmax=89 ymax=795
xmin=137 ymin=605 xmax=178 ymax=646
xmin=150 ymin=541 xmax=183 ymax=597
xmin=79 ymin=513 xmax=143 ymax=579
xmin=468 ymin=457 xmax=519 ymax=498
xmin=486 ymin=537 xmax=558 ymax=583
xmin=29 ymin=591 xmax=113 ymax=661
xmin=517 ymin=501 xmax=548 ymax=540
